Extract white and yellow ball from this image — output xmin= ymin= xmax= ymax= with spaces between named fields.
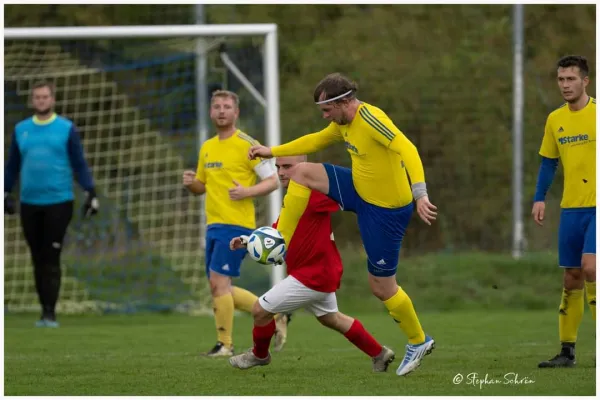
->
xmin=247 ymin=226 xmax=286 ymax=265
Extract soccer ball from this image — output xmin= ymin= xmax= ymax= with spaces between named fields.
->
xmin=246 ymin=226 xmax=286 ymax=265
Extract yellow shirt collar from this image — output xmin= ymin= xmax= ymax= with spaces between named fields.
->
xmin=33 ymin=113 xmax=57 ymax=125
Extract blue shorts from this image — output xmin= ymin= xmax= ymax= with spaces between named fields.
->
xmin=558 ymin=207 xmax=596 ymax=268
xmin=205 ymin=224 xmax=253 ymax=277
xmin=324 ymin=164 xmax=413 ymax=277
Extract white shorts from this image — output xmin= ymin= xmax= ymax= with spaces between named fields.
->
xmin=258 ymin=275 xmax=338 ymax=317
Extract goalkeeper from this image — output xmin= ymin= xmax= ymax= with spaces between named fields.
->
xmin=183 ymin=90 xmax=283 ymax=357
xmin=248 ymin=73 xmax=436 ymax=376
xmin=4 ymin=81 xmax=99 ymax=328
xmin=228 ymin=155 xmax=395 ymax=372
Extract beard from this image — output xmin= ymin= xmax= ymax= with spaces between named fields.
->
xmin=35 ymin=107 xmax=52 ymax=116
xmin=336 ymin=115 xmax=349 ymax=125
xmin=214 ymin=118 xmax=234 ymax=129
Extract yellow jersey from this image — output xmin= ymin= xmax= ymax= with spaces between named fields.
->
xmin=539 ymin=97 xmax=596 ymax=208
xmin=271 ymin=102 xmax=425 ymax=208
xmin=196 ymin=130 xmax=265 ymax=229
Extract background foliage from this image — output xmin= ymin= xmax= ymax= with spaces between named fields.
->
xmin=5 ymin=4 xmax=595 ymax=254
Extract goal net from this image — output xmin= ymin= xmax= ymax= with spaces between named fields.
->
xmin=3 ymin=25 xmax=281 ymax=315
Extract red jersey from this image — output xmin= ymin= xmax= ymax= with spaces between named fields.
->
xmin=273 ymin=191 xmax=343 ymax=293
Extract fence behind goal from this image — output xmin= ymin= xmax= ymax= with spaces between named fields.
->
xmin=4 ymin=34 xmax=275 ymax=314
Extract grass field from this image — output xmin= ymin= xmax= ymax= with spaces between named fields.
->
xmin=4 ymin=309 xmax=596 ymax=396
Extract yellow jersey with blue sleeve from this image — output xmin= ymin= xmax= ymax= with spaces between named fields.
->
xmin=196 ymin=130 xmax=269 ymax=229
xmin=539 ymin=98 xmax=596 ymax=208
xmin=271 ymin=102 xmax=425 ymax=209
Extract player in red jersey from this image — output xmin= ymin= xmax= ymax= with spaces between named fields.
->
xmin=228 ymin=155 xmax=395 ymax=372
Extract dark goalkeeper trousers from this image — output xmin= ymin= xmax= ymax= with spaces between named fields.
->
xmin=19 ymin=201 xmax=73 ymax=319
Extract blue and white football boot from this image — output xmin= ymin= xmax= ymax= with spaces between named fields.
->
xmin=396 ymin=335 xmax=435 ymax=376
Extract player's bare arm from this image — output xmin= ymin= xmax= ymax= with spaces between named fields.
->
xmin=182 ymin=170 xmax=206 ymax=195
xmin=228 ymin=174 xmax=278 ymax=201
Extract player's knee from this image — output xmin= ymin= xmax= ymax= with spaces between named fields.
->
xmin=251 ymin=300 xmax=263 ymax=317
xmin=370 ymin=286 xmax=389 ymax=301
xmin=288 ymin=162 xmax=311 ymax=187
xmin=582 ymin=255 xmax=596 ymax=281
xmin=317 ymin=313 xmax=339 ymax=330
xmin=563 ymin=268 xmax=584 ymax=290
xmin=46 ymin=262 xmax=61 ymax=277
xmin=209 ymin=274 xmax=231 ymax=297
xmin=368 ymin=275 xmax=397 ymax=301
xmin=42 ymin=245 xmax=62 ymax=265
xmin=30 ymin=254 xmax=44 ymax=270
xmin=251 ymin=301 xmax=273 ymax=324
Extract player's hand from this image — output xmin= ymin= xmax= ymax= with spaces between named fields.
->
xmin=4 ymin=193 xmax=16 ymax=215
xmin=182 ymin=170 xmax=196 ymax=186
xmin=83 ymin=189 xmax=99 ymax=218
xmin=532 ymin=201 xmax=546 ymax=226
xmin=229 ymin=180 xmax=249 ymax=200
xmin=230 ymin=235 xmax=250 ymax=250
xmin=415 ymin=196 xmax=437 ymax=225
xmin=248 ymin=145 xmax=273 ymax=160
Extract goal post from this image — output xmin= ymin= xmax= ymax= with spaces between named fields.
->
xmin=4 ymin=24 xmax=285 ymax=313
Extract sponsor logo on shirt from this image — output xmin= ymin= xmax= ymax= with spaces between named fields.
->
xmin=558 ymin=133 xmax=589 ymax=145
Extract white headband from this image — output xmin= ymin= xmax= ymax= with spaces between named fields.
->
xmin=315 ymin=90 xmax=353 ymax=105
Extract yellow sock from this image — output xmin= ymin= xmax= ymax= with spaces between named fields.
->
xmin=277 ymin=180 xmax=311 ymax=246
xmin=558 ymin=288 xmax=584 ymax=343
xmin=585 ymin=281 xmax=596 ymax=321
xmin=232 ymin=286 xmax=258 ymax=313
xmin=213 ymin=293 xmax=234 ymax=348
xmin=383 ymin=287 xmax=426 ymax=344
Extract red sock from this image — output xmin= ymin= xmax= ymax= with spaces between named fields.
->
xmin=343 ymin=319 xmax=383 ymax=357
xmin=252 ymin=319 xmax=276 ymax=359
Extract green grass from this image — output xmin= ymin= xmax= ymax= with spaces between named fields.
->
xmin=4 ymin=310 xmax=596 ymax=396
xmin=333 ymin=251 xmax=567 ymax=313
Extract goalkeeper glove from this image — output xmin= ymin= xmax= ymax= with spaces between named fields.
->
xmin=4 ymin=193 xmax=16 ymax=215
xmin=83 ymin=189 xmax=99 ymax=218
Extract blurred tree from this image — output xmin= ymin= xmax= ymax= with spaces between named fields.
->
xmin=5 ymin=4 xmax=595 ymax=253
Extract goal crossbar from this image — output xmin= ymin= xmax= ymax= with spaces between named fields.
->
xmin=3 ymin=24 xmax=277 ymax=39
xmin=4 ymin=24 xmax=285 ymax=286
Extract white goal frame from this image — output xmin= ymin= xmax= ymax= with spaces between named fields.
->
xmin=4 ymin=24 xmax=286 ymax=286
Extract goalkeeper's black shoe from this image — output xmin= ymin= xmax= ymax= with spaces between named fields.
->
xmin=202 ymin=341 xmax=234 ymax=357
xmin=538 ymin=353 xmax=576 ymax=368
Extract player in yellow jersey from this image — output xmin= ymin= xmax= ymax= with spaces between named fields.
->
xmin=183 ymin=90 xmax=284 ymax=357
xmin=248 ymin=73 xmax=438 ymax=376
xmin=532 ymin=56 xmax=596 ymax=368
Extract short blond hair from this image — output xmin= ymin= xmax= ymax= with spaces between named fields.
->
xmin=211 ymin=90 xmax=239 ymax=107
xmin=31 ymin=80 xmax=56 ymax=96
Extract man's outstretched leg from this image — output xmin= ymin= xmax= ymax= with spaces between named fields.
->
xmin=231 ymin=286 xmax=290 ymax=352
xmin=230 ymin=275 xmax=333 ymax=370
xmin=229 ymin=300 xmax=275 ymax=369
xmin=316 ymin=311 xmax=395 ymax=372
